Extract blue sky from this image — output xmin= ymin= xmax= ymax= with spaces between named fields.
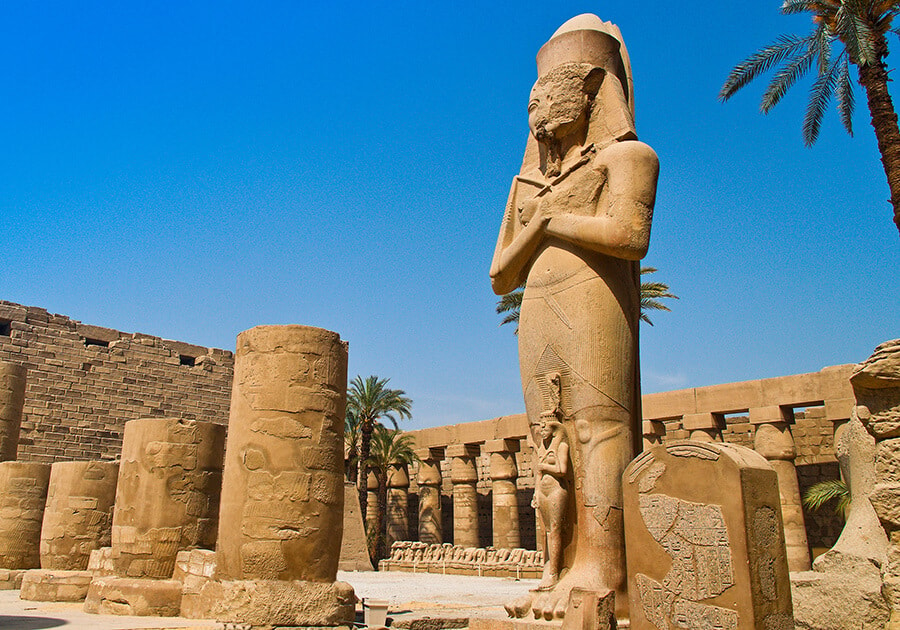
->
xmin=1 ymin=2 xmax=896 ymax=429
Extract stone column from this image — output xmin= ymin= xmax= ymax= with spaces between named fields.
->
xmin=447 ymin=443 xmax=480 ymax=548
xmin=217 ymin=325 xmax=348 ymax=582
xmin=485 ymin=438 xmax=521 ymax=549
xmin=416 ymin=448 xmax=443 ymax=544
xmin=751 ymin=405 xmax=811 ymax=572
xmin=111 ymin=417 xmax=225 ymax=579
xmin=386 ymin=464 xmax=409 ymax=548
xmin=205 ymin=325 xmax=355 ymax=627
xmin=642 ymin=420 xmax=666 ymax=450
xmin=41 ymin=461 xmax=118 ymax=570
xmin=0 ymin=361 xmax=26 ymax=462
xmin=366 ymin=470 xmax=380 ymax=536
xmin=0 ymin=461 xmax=51 ymax=569
xmin=682 ymin=412 xmax=723 ymax=442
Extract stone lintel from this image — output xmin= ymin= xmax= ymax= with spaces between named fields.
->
xmin=415 ymin=447 xmax=445 ymax=462
xmin=446 ymin=443 xmax=481 ymax=459
xmin=749 ymin=405 xmax=793 ymax=425
xmin=824 ymin=398 xmax=855 ymax=422
xmin=642 ymin=420 xmax=666 ymax=437
xmin=483 ymin=438 xmax=521 ymax=454
xmin=681 ymin=412 xmax=722 ymax=431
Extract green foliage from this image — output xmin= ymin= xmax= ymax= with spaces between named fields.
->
xmin=719 ymin=0 xmax=900 ymax=146
xmin=639 ymin=266 xmax=679 ymax=326
xmin=344 ymin=410 xmax=361 ymax=483
xmin=347 ymin=375 xmax=413 ymax=431
xmin=347 ymin=374 xmax=412 ymax=557
xmin=496 ymin=266 xmax=678 ymax=331
xmin=365 ymin=424 xmax=418 ymax=566
xmin=367 ymin=424 xmax=418 ymax=472
xmin=802 ymin=478 xmax=850 ymax=516
xmin=495 ymin=287 xmax=523 ymax=333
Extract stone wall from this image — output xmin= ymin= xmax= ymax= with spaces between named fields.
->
xmin=0 ymin=301 xmax=233 ymax=462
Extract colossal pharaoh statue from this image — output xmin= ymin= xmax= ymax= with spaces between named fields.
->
xmin=490 ymin=14 xmax=658 ymax=620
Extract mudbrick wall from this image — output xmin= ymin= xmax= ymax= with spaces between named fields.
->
xmin=0 ymin=301 xmax=233 ymax=462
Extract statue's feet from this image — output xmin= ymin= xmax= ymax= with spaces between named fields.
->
xmin=530 ymin=570 xmax=602 ymax=621
xmin=537 ymin=570 xmax=559 ymax=591
xmin=505 ymin=592 xmax=534 ymax=619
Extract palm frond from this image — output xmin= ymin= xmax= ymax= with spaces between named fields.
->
xmin=836 ymin=1 xmax=877 ymax=65
xmin=836 ymin=53 xmax=855 ymax=135
xmin=639 ymin=267 xmax=678 ymax=327
xmin=803 ymin=55 xmax=842 ymax=145
xmin=760 ymin=41 xmax=818 ymax=113
xmin=720 ymin=34 xmax=814 ymax=101
xmin=497 ymin=284 xmax=524 ymax=334
xmin=780 ymin=0 xmax=827 ymax=15
xmin=802 ymin=478 xmax=850 ymax=515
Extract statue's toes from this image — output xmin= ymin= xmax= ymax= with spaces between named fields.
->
xmin=551 ymin=594 xmax=567 ymax=619
xmin=505 ymin=593 xmax=533 ymax=619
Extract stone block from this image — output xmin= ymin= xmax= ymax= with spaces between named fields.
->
xmin=681 ymin=412 xmax=720 ymax=431
xmin=191 ymin=578 xmax=355 ymax=626
xmin=560 ymin=588 xmax=616 ymax=630
xmin=791 ymin=554 xmax=889 ymax=630
xmin=0 ymin=568 xmax=24 ymax=590
xmin=624 ymin=440 xmax=793 ymax=630
xmin=19 ymin=569 xmax=92 ymax=602
xmin=83 ymin=576 xmax=183 ymax=616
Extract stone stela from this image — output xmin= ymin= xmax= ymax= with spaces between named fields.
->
xmin=623 ymin=440 xmax=794 ymax=630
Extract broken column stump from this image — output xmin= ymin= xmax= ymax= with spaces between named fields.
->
xmin=191 ymin=325 xmax=355 ymax=626
xmin=0 ymin=461 xmax=51 ymax=572
xmin=84 ymin=416 xmax=225 ymax=616
xmin=21 ymin=460 xmax=119 ymax=602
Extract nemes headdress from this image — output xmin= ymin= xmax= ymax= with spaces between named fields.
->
xmin=536 ymin=14 xmax=635 ymax=118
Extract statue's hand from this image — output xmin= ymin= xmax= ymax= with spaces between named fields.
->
xmin=520 ymin=198 xmax=539 ymax=226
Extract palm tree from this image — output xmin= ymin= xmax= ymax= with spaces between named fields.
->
xmin=345 ymin=410 xmax=361 ymax=484
xmin=640 ymin=267 xmax=679 ymax=326
xmin=497 ymin=267 xmax=678 ymax=332
xmin=720 ymin=0 xmax=900 ymax=236
xmin=366 ymin=424 xmax=418 ymax=563
xmin=347 ymin=375 xmax=412 ymax=521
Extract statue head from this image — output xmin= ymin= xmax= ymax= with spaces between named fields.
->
xmin=540 ymin=416 xmax=564 ymax=442
xmin=528 ymin=63 xmax=603 ymax=145
xmin=523 ymin=14 xmax=637 ymax=177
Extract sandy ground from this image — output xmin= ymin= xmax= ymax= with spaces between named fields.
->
xmin=0 ymin=571 xmax=540 ymax=630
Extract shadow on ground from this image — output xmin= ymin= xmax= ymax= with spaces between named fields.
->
xmin=0 ymin=616 xmax=68 ymax=629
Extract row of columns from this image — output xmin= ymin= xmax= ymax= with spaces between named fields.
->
xmin=399 ymin=407 xmax=845 ymax=575
xmin=369 ymin=438 xmax=527 ymax=551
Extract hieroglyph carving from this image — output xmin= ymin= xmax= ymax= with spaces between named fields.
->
xmin=635 ymin=494 xmax=737 ymax=630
